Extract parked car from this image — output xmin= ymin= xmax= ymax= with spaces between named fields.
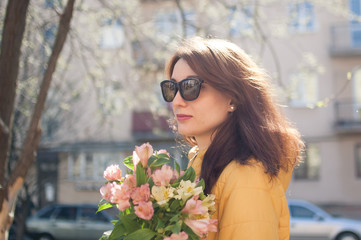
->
xmin=289 ymin=199 xmax=361 ymax=240
xmin=26 ymin=203 xmax=116 ymax=240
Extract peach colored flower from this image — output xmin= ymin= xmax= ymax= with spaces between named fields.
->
xmin=163 ymin=232 xmax=188 ymax=240
xmin=152 ymin=164 xmax=174 ymax=186
xmin=116 ymin=199 xmax=131 ymax=211
xmin=133 ymin=142 xmax=153 ymax=170
xmin=103 ymin=164 xmax=122 ymax=181
xmin=134 ymin=201 xmax=154 ymax=220
xmin=123 ymin=174 xmax=136 ymax=192
xmin=182 ymin=195 xmax=207 ymax=215
xmin=208 ymin=219 xmax=218 ymax=233
xmin=131 ymin=183 xmax=150 ymax=205
xmin=110 ymin=183 xmax=131 ymax=211
xmin=100 ymin=182 xmax=113 ymax=202
xmin=184 ymin=219 xmax=209 ymax=238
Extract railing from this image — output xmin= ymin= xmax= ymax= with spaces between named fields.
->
xmin=334 ymin=100 xmax=361 ymax=133
xmin=329 ymin=23 xmax=361 ymax=57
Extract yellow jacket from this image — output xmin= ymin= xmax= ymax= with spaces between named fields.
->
xmin=188 ymin=147 xmax=292 ymax=240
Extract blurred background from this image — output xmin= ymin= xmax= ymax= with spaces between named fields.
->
xmin=1 ymin=0 xmax=361 ymax=239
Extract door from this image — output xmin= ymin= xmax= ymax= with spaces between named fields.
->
xmin=289 ymin=205 xmax=335 ymax=240
xmin=77 ymin=206 xmax=113 ymax=240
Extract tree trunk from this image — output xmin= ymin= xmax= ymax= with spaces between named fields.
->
xmin=0 ymin=0 xmax=30 ymax=214
xmin=0 ymin=0 xmax=76 ymax=239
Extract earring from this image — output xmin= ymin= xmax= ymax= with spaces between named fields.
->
xmin=230 ymin=106 xmax=235 ymax=111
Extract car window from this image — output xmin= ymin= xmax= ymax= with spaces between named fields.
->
xmin=80 ymin=207 xmax=108 ymax=222
xmin=38 ymin=206 xmax=56 ymax=219
xmin=290 ymin=205 xmax=316 ymax=219
xmin=55 ymin=207 xmax=77 ymax=221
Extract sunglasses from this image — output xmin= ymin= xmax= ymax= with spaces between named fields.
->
xmin=160 ymin=77 xmax=204 ymax=102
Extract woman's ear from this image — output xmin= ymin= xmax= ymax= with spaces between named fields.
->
xmin=228 ymin=100 xmax=236 ymax=112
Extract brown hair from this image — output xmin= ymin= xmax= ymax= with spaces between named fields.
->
xmin=166 ymin=37 xmax=304 ymax=194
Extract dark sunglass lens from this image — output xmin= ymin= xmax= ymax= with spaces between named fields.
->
xmin=161 ymin=81 xmax=177 ymax=102
xmin=180 ymin=79 xmax=201 ymax=101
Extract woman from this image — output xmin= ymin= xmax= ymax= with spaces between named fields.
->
xmin=160 ymin=37 xmax=303 ymax=240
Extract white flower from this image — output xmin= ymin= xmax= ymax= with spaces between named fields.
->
xmin=175 ymin=180 xmax=203 ymax=202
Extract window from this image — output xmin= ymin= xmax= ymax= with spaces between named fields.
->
xmin=80 ymin=207 xmax=108 ymax=222
xmin=229 ymin=6 xmax=254 ymax=37
xmin=294 ymin=144 xmax=321 ymax=180
xmin=68 ymin=152 xmax=128 ymax=181
xmin=289 ymin=71 xmax=319 ymax=107
xmin=55 ymin=207 xmax=77 ymax=221
xmin=288 ymin=1 xmax=316 ymax=33
xmin=350 ymin=0 xmax=361 ymax=47
xmin=356 ymin=144 xmax=361 ymax=178
xmin=100 ymin=19 xmax=125 ymax=49
xmin=289 ymin=205 xmax=316 ymax=219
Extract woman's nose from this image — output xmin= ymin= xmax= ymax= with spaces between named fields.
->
xmin=172 ymin=91 xmax=186 ymax=107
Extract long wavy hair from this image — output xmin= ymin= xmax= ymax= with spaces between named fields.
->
xmin=166 ymin=37 xmax=304 ymax=194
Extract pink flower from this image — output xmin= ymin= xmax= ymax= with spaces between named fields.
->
xmin=171 ymin=170 xmax=179 ymax=183
xmin=133 ymin=143 xmax=153 ymax=170
xmin=123 ymin=174 xmax=136 ymax=192
xmin=100 ymin=182 xmax=113 ymax=202
xmin=103 ymin=164 xmax=122 ymax=181
xmin=134 ymin=201 xmax=154 ymax=220
xmin=208 ymin=219 xmax=218 ymax=233
xmin=116 ymin=200 xmax=131 ymax=211
xmin=131 ymin=183 xmax=150 ymax=205
xmin=110 ymin=183 xmax=131 ymax=211
xmin=182 ymin=195 xmax=207 ymax=215
xmin=152 ymin=165 xmax=174 ymax=186
xmin=164 ymin=232 xmax=188 ymax=240
xmin=184 ymin=219 xmax=209 ymax=238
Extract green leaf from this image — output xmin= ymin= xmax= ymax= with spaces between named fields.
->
xmin=165 ymin=223 xmax=181 ymax=234
xmin=175 ymin=161 xmax=180 ymax=175
xmin=149 ymin=158 xmax=171 ymax=168
xmin=109 ymin=221 xmax=127 ymax=240
xmin=136 ymin=163 xmax=147 ymax=187
xmin=169 ymin=200 xmax=181 ymax=212
xmin=147 ymin=177 xmax=154 ymax=190
xmin=147 ymin=155 xmax=158 ymax=166
xmin=97 ymin=202 xmax=114 ymax=213
xmin=124 ymin=229 xmax=157 ymax=240
xmin=123 ymin=156 xmax=134 ymax=171
xmin=118 ymin=213 xmax=141 ymax=233
xmin=179 ymin=167 xmax=196 ymax=182
xmin=156 ymin=153 xmax=170 ymax=159
xmin=155 ymin=218 xmax=165 ymax=230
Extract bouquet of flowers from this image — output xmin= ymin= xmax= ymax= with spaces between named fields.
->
xmin=98 ymin=143 xmax=217 ymax=240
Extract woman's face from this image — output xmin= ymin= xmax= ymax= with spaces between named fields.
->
xmin=171 ymin=59 xmax=232 ymax=148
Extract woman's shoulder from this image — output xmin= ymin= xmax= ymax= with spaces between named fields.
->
xmin=216 ymin=158 xmax=274 ymax=191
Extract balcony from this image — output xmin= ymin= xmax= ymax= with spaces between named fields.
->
xmin=329 ymin=23 xmax=361 ymax=57
xmin=334 ymin=100 xmax=361 ymax=133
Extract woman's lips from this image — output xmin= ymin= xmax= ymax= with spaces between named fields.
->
xmin=176 ymin=114 xmax=192 ymax=121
